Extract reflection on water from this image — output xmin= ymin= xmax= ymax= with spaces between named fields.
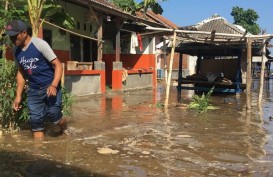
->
xmin=0 ymin=80 xmax=273 ymax=176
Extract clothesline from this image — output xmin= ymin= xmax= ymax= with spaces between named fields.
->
xmin=43 ymin=20 xmax=104 ymax=42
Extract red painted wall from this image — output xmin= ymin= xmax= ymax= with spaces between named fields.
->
xmin=54 ymin=50 xmax=70 ymax=66
xmin=102 ymin=54 xmax=156 ymax=86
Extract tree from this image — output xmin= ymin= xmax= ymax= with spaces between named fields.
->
xmin=0 ymin=0 xmax=75 ymax=38
xmin=141 ymin=0 xmax=166 ymax=15
xmin=111 ymin=0 xmax=167 ymax=16
xmin=231 ymin=6 xmax=261 ymax=35
xmin=112 ymin=0 xmax=138 ymax=14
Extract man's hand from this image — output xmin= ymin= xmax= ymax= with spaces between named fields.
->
xmin=13 ymin=96 xmax=22 ymax=111
xmin=47 ymin=85 xmax=57 ymax=97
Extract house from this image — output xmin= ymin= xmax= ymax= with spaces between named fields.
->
xmin=38 ymin=0 xmax=174 ymax=96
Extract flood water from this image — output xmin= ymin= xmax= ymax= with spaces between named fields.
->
xmin=1 ymin=80 xmax=273 ymax=177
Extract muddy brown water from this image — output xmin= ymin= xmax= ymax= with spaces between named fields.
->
xmin=1 ymin=80 xmax=273 ymax=177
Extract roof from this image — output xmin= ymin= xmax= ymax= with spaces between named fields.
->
xmin=88 ymin=1 xmax=177 ymax=29
xmin=175 ymin=15 xmax=262 ymax=56
xmin=194 ymin=16 xmax=245 ymax=34
xmin=179 ymin=15 xmax=247 ymax=42
xmin=88 ymin=0 xmax=132 ymax=17
xmin=146 ymin=10 xmax=178 ymax=29
xmin=86 ymin=0 xmax=166 ymax=27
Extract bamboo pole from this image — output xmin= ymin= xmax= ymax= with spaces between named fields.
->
xmin=246 ymin=38 xmax=252 ymax=110
xmin=258 ymin=39 xmax=267 ymax=103
xmin=164 ymin=31 xmax=177 ymax=108
xmin=61 ymin=63 xmax=65 ymax=87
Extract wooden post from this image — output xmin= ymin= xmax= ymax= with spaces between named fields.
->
xmin=246 ymin=38 xmax=252 ymax=110
xmin=61 ymin=63 xmax=65 ymax=87
xmin=115 ymin=18 xmax=121 ymax=62
xmin=258 ymin=39 xmax=266 ymax=103
xmin=177 ymin=52 xmax=183 ymax=102
xmin=165 ymin=31 xmax=177 ymax=108
xmin=178 ymin=53 xmax=183 ymax=91
xmin=97 ymin=16 xmax=103 ymax=61
xmin=235 ymin=53 xmax=242 ymax=93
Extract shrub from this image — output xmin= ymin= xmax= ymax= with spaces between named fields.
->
xmin=0 ymin=59 xmax=72 ymax=132
xmin=62 ymin=86 xmax=72 ymax=117
xmin=0 ymin=59 xmax=28 ymax=131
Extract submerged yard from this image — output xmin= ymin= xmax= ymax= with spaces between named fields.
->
xmin=0 ymin=79 xmax=273 ymax=177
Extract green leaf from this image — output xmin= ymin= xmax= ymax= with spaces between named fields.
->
xmin=41 ymin=4 xmax=62 ymax=18
xmin=49 ymin=11 xmax=75 ymax=29
xmin=188 ymin=87 xmax=218 ymax=114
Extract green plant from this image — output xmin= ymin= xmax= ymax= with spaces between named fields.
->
xmin=111 ymin=0 xmax=167 ymax=15
xmin=0 ymin=0 xmax=27 ymax=38
xmin=156 ymin=102 xmax=164 ymax=108
xmin=62 ymin=86 xmax=72 ymax=117
xmin=0 ymin=59 xmax=72 ymax=131
xmin=189 ymin=86 xmax=218 ymax=113
xmin=0 ymin=59 xmax=28 ymax=131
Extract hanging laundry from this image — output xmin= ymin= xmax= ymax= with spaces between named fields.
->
xmin=130 ymin=32 xmax=138 ymax=54
xmin=137 ymin=33 xmax=143 ymax=51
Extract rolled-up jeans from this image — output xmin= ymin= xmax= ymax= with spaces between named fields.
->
xmin=27 ymin=85 xmax=62 ymax=132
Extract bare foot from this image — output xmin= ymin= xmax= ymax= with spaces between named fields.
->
xmin=33 ymin=131 xmax=45 ymax=140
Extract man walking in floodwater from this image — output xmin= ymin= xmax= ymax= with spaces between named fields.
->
xmin=5 ymin=20 xmax=67 ymax=140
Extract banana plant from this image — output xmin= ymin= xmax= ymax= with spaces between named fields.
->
xmin=189 ymin=86 xmax=219 ymax=113
xmin=27 ymin=0 xmax=75 ymax=37
xmin=27 ymin=0 xmax=45 ymax=37
xmin=141 ymin=0 xmax=166 ymax=15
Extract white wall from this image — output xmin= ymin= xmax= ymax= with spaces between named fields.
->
xmin=188 ymin=56 xmax=197 ymax=75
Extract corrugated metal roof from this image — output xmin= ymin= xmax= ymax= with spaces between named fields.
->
xmin=195 ymin=17 xmax=245 ymax=34
xmin=179 ymin=15 xmax=247 ymax=41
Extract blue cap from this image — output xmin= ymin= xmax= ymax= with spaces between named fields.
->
xmin=5 ymin=20 xmax=27 ymax=36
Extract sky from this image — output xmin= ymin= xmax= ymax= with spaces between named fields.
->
xmin=156 ymin=0 xmax=273 ymax=34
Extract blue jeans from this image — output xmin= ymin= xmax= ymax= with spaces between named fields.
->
xmin=27 ymin=86 xmax=62 ymax=131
